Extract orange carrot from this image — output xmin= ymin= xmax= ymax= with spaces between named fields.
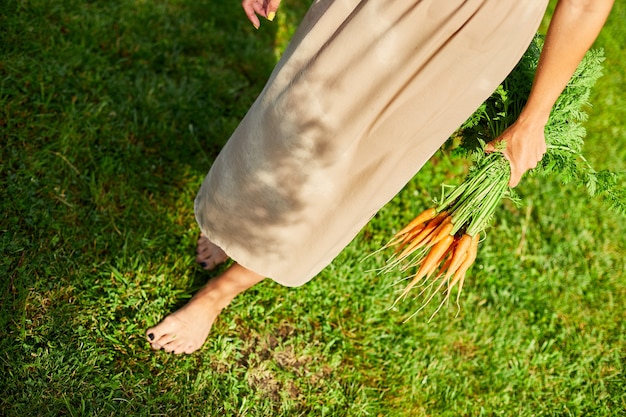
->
xmin=443 ymin=234 xmax=473 ymax=277
xmin=395 ymin=212 xmax=449 ymax=259
xmin=379 ymin=218 xmax=428 ymax=254
xmin=404 ymin=231 xmax=457 ymax=272
xmin=408 ymin=234 xmax=475 ymax=320
xmin=435 ymin=238 xmax=458 ymax=274
xmin=449 ymin=233 xmax=480 ymax=293
xmin=453 ymin=233 xmax=480 ymax=303
xmin=399 ymin=234 xmax=455 ymax=299
xmin=395 ymin=208 xmax=438 ymax=237
xmin=429 ymin=219 xmax=453 ymax=246
xmin=398 ymin=215 xmax=452 ymax=266
xmin=391 ymin=227 xmax=426 ymax=250
xmin=404 ymin=234 xmax=471 ymax=314
xmin=395 ymin=222 xmax=426 ymax=248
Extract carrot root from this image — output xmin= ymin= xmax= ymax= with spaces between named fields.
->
xmin=397 ymin=234 xmax=454 ymax=300
xmin=394 ymin=208 xmax=438 ymax=237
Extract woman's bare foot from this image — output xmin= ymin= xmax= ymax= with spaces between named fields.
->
xmin=196 ymin=234 xmax=229 ymax=270
xmin=146 ymin=263 xmax=265 ymax=354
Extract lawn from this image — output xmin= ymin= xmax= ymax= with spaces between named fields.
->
xmin=1 ymin=0 xmax=624 ymax=416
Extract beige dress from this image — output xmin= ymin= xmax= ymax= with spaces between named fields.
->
xmin=195 ymin=0 xmax=549 ymax=287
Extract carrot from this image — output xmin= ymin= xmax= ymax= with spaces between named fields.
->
xmin=404 ymin=231 xmax=456 ymax=271
xmin=429 ymin=218 xmax=453 ymax=246
xmin=393 ymin=222 xmax=426 ymax=251
xmin=453 ymin=233 xmax=480 ymax=302
xmin=379 ymin=209 xmax=440 ymax=253
xmin=398 ymin=234 xmax=458 ymax=321
xmin=398 ymin=234 xmax=455 ymax=299
xmin=394 ymin=208 xmax=438 ymax=237
xmin=374 ymin=218 xmax=429 ymax=257
xmin=434 ymin=239 xmax=457 ymax=274
xmin=449 ymin=233 xmax=480 ymax=294
xmin=403 ymin=233 xmax=471 ymax=321
xmin=399 ymin=216 xmax=452 ymax=268
xmin=383 ymin=212 xmax=437 ymax=254
xmin=395 ymin=212 xmax=449 ymax=260
xmin=443 ymin=234 xmax=473 ymax=277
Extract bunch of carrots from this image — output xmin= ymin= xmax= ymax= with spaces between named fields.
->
xmin=380 ymin=151 xmax=511 ymax=320
xmin=378 ymin=36 xmax=621 ymax=321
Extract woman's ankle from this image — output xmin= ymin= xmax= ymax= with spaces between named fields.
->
xmin=196 ymin=263 xmax=265 ymax=308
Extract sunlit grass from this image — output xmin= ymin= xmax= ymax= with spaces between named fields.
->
xmin=1 ymin=0 xmax=624 ymax=415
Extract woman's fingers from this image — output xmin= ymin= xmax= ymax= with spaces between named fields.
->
xmin=265 ymin=0 xmax=282 ymax=20
xmin=506 ymin=135 xmax=547 ymax=187
xmin=252 ymin=0 xmax=267 ymax=17
xmin=241 ymin=0 xmax=282 ymax=28
xmin=242 ymin=0 xmax=262 ymax=28
xmin=484 ymin=141 xmax=496 ymax=153
xmin=505 ymin=154 xmax=523 ymax=187
xmin=485 ymin=122 xmax=547 ymax=188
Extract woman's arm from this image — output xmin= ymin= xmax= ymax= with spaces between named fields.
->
xmin=242 ymin=0 xmax=282 ymax=29
xmin=488 ymin=0 xmax=614 ymax=187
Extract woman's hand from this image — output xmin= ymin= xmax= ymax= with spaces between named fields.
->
xmin=242 ymin=0 xmax=282 ymax=29
xmin=485 ymin=0 xmax=613 ymax=188
xmin=485 ymin=117 xmax=547 ymax=187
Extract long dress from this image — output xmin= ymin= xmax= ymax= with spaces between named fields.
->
xmin=194 ymin=0 xmax=549 ymax=287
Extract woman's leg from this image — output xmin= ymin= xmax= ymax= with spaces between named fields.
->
xmin=146 ymin=263 xmax=265 ymax=354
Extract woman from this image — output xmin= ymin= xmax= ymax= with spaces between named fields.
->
xmin=146 ymin=0 xmax=614 ymax=354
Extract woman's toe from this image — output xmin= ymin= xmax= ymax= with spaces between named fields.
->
xmin=163 ymin=340 xmax=184 ymax=353
xmin=195 ymin=235 xmax=228 ymax=270
xmin=196 ymin=235 xmax=210 ymax=252
xmin=146 ymin=316 xmax=180 ymax=346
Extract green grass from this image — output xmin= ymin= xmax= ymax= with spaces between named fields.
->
xmin=1 ymin=0 xmax=624 ymax=415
